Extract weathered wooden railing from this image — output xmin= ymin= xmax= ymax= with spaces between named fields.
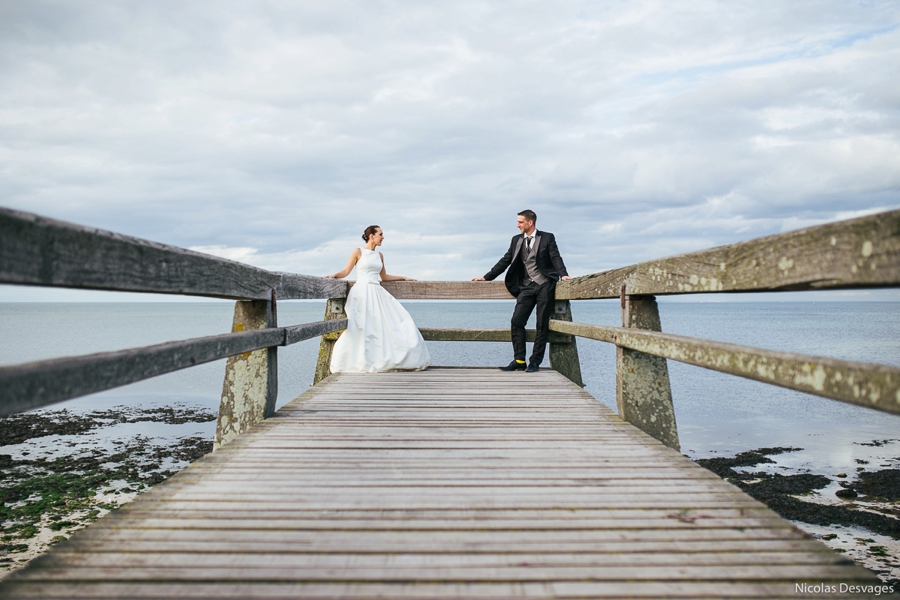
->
xmin=311 ymin=285 xmax=581 ymax=386
xmin=0 ymin=208 xmax=550 ymax=449
xmin=312 ymin=209 xmax=900 ymax=451
xmin=0 ymin=208 xmax=347 ymax=448
xmin=1 ymin=206 xmax=899 ymax=455
xmin=549 ymin=209 xmax=900 ymax=449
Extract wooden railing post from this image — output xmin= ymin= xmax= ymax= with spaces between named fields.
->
xmin=616 ymin=293 xmax=680 ymax=450
xmin=214 ymin=291 xmax=278 ymax=450
xmin=549 ymin=300 xmax=583 ymax=386
xmin=314 ymin=298 xmax=347 ymax=384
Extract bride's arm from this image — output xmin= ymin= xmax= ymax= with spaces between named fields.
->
xmin=379 ymin=253 xmax=417 ymax=282
xmin=325 ymin=249 xmax=362 ymax=279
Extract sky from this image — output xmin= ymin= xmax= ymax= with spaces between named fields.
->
xmin=1 ymin=1 xmax=899 ymax=301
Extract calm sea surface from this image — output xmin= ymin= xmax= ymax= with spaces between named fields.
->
xmin=1 ymin=301 xmax=899 ymax=476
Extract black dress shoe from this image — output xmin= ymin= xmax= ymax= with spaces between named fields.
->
xmin=499 ymin=360 xmax=527 ymax=371
xmin=525 ymin=362 xmax=539 ymax=373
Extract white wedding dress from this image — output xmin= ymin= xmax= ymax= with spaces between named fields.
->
xmin=330 ymin=249 xmax=431 ymax=373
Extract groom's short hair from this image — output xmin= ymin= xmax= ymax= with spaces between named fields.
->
xmin=518 ymin=209 xmax=537 ymax=224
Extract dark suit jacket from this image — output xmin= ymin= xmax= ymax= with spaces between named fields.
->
xmin=483 ymin=230 xmax=568 ymax=297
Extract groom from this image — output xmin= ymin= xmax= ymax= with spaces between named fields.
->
xmin=473 ymin=210 xmax=570 ymax=372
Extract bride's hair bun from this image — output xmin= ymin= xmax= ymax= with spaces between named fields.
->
xmin=362 ymin=225 xmax=380 ymax=242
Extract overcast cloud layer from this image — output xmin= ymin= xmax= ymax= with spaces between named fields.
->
xmin=1 ymin=1 xmax=899 ymax=298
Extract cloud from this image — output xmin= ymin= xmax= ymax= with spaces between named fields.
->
xmin=0 ymin=0 xmax=898 ymax=291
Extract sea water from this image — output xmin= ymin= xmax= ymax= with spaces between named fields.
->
xmin=1 ymin=300 xmax=899 ymax=477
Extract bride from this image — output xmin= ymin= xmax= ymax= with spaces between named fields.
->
xmin=325 ymin=225 xmax=431 ymax=373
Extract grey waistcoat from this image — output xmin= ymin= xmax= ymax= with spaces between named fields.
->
xmin=522 ymin=237 xmax=550 ymax=285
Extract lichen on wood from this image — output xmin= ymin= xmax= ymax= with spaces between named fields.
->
xmin=614 ymin=296 xmax=679 ymax=450
xmin=557 ymin=209 xmax=900 ymax=300
xmin=214 ymin=300 xmax=276 ymax=450
xmin=549 ymin=300 xmax=583 ymax=386
xmin=313 ymin=298 xmax=348 ymax=385
xmin=550 ymin=319 xmax=900 ymax=416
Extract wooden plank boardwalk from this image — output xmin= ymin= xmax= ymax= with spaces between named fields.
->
xmin=1 ymin=368 xmax=880 ymax=599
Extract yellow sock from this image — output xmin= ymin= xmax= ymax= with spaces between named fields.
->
xmin=515 ymin=360 xmax=526 ymax=364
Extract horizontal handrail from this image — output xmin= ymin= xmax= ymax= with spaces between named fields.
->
xmin=0 ymin=207 xmax=349 ymax=301
xmin=4 ymin=206 xmax=895 ymax=453
xmin=557 ymin=209 xmax=900 ymax=299
xmin=284 ymin=320 xmax=345 ymax=345
xmin=383 ymin=281 xmax=512 ymax=299
xmin=549 ymin=320 xmax=900 ymax=415
xmin=0 ymin=318 xmax=347 ymax=416
xmin=419 ymin=327 xmax=571 ymax=343
xmin=6 ymin=207 xmax=897 ymax=302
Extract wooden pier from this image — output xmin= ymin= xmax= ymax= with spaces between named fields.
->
xmin=0 ymin=369 xmax=880 ymax=598
xmin=2 ymin=207 xmax=899 ymax=597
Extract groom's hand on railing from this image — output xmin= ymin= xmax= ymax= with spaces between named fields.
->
xmin=470 ymin=276 xmax=569 ymax=281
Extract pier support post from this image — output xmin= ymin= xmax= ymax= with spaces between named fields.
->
xmin=616 ymin=294 xmax=679 ymax=450
xmin=214 ymin=292 xmax=277 ymax=450
xmin=313 ymin=297 xmax=347 ymax=384
xmin=549 ymin=299 xmax=583 ymax=386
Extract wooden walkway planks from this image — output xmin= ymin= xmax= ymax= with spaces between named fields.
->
xmin=0 ymin=368 xmax=881 ymax=599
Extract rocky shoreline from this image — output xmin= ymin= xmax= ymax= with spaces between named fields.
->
xmin=0 ymin=406 xmax=215 ymax=574
xmin=695 ymin=446 xmax=900 ymax=586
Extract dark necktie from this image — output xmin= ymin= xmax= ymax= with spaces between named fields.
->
xmin=525 ymin=237 xmax=532 ymax=254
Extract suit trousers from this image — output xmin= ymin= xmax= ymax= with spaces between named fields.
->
xmin=511 ymin=280 xmax=556 ymax=365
